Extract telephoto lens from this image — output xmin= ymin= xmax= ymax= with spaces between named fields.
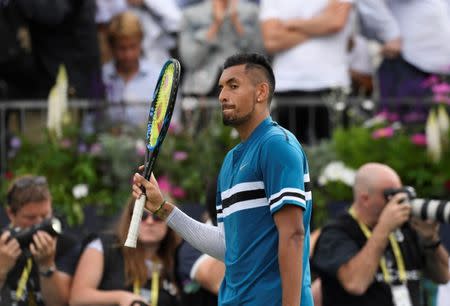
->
xmin=384 ymin=186 xmax=450 ymax=223
xmin=8 ymin=217 xmax=62 ymax=249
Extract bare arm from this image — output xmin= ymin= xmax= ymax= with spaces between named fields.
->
xmin=70 ymin=248 xmax=145 ymax=306
xmin=261 ymin=19 xmax=308 ymax=55
xmin=337 ymin=197 xmax=411 ymax=295
xmin=193 ymin=255 xmax=225 ymax=295
xmin=274 ymin=205 xmax=304 ymax=306
xmin=410 ymin=218 xmax=449 ymax=284
xmin=284 ymin=1 xmax=353 ymax=37
xmin=31 ymin=231 xmax=72 ymax=306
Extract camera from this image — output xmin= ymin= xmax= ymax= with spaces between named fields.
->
xmin=383 ymin=186 xmax=450 ymax=223
xmin=7 ymin=217 xmax=62 ymax=249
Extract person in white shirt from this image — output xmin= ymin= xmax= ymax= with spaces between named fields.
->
xmin=260 ymin=0 xmax=355 ymax=144
xmin=103 ymin=11 xmax=160 ymax=127
xmin=356 ymin=0 xmax=450 ymax=115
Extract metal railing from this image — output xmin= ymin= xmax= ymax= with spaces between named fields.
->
xmin=0 ymin=95 xmax=437 ymax=177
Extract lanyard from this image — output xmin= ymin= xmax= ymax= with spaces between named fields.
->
xmin=16 ymin=258 xmax=32 ymax=299
xmin=349 ymin=207 xmax=407 ymax=284
xmin=133 ymin=270 xmax=160 ymax=306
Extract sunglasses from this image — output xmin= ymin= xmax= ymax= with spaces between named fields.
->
xmin=141 ymin=210 xmax=163 ymax=222
xmin=7 ymin=176 xmax=48 ymax=204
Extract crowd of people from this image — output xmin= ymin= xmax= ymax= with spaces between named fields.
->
xmin=1 ymin=0 xmax=449 ymax=143
xmin=1 ymin=1 xmax=450 ymax=306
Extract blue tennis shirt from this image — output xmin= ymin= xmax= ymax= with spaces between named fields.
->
xmin=216 ymin=117 xmax=313 ymax=306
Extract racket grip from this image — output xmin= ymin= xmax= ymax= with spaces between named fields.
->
xmin=125 ymin=195 xmax=146 ymax=248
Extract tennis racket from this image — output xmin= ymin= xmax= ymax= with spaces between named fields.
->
xmin=125 ymin=59 xmax=181 ymax=248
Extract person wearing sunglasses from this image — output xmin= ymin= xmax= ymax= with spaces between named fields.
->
xmin=70 ymin=197 xmax=180 ymax=306
xmin=0 ymin=175 xmax=80 ymax=306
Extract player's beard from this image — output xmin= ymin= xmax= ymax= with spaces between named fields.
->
xmin=222 ymin=102 xmax=255 ymax=127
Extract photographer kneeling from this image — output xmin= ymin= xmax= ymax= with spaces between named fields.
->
xmin=0 ymin=175 xmax=79 ymax=306
xmin=312 ymin=163 xmax=449 ymax=306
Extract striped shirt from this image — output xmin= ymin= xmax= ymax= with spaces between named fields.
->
xmin=216 ymin=117 xmax=313 ymax=306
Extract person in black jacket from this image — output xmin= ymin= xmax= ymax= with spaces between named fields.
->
xmin=14 ymin=0 xmax=101 ymax=98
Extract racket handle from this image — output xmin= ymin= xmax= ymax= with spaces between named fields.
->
xmin=125 ymin=195 xmax=146 ymax=248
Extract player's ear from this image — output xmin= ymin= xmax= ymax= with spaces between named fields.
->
xmin=256 ymin=82 xmax=269 ymax=103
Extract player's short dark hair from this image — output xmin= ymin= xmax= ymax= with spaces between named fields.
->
xmin=223 ymin=53 xmax=276 ymax=104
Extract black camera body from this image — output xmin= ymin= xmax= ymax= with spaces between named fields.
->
xmin=383 ymin=186 xmax=450 ymax=223
xmin=8 ymin=217 xmax=62 ymax=249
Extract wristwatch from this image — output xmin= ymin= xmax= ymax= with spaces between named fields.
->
xmin=39 ymin=265 xmax=56 ymax=278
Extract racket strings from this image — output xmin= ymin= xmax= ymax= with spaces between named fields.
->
xmin=149 ymin=64 xmax=175 ymax=147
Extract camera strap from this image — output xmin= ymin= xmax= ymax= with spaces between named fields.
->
xmin=349 ymin=207 xmax=407 ymax=284
xmin=133 ymin=265 xmax=160 ymax=306
xmin=15 ymin=257 xmax=38 ymax=304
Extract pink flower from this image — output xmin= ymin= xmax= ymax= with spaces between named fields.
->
xmin=372 ymin=127 xmax=394 ymax=139
xmin=171 ymin=186 xmax=186 ymax=199
xmin=445 ymin=180 xmax=450 ymax=192
xmin=60 ymin=139 xmax=72 ymax=148
xmin=157 ymin=176 xmax=172 ymax=195
xmin=410 ymin=134 xmax=427 ymax=147
xmin=173 ymin=151 xmax=188 ymax=161
xmin=421 ymin=75 xmax=439 ymax=88
xmin=432 ymin=83 xmax=450 ymax=95
xmin=89 ymin=143 xmax=102 ymax=156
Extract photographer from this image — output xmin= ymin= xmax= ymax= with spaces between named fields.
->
xmin=0 ymin=175 xmax=80 ymax=306
xmin=312 ymin=163 xmax=449 ymax=306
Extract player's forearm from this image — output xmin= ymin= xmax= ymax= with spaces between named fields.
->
xmin=261 ymin=19 xmax=308 ymax=55
xmin=278 ymin=230 xmax=304 ymax=306
xmin=424 ymin=245 xmax=449 ymax=284
xmin=166 ymin=206 xmax=226 ymax=260
xmin=337 ymin=225 xmax=390 ymax=295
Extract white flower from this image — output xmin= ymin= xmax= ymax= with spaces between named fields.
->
xmin=426 ymin=109 xmax=442 ymax=162
xmin=47 ymin=65 xmax=69 ymax=138
xmin=318 ymin=161 xmax=356 ymax=186
xmin=72 ymin=184 xmax=89 ymax=199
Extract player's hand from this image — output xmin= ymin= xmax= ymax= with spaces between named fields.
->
xmin=29 ymin=230 xmax=56 ymax=269
xmin=133 ymin=173 xmax=164 ymax=213
xmin=0 ymin=231 xmax=22 ymax=278
xmin=410 ymin=218 xmax=440 ymax=242
xmin=377 ymin=193 xmax=411 ymax=234
xmin=117 ymin=291 xmax=146 ymax=306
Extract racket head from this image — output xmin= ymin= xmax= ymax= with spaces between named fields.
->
xmin=142 ymin=59 xmax=181 ymax=179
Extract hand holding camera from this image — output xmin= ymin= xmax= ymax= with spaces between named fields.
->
xmin=378 ymin=192 xmax=412 ymax=233
xmin=0 ymin=231 xmax=22 ymax=279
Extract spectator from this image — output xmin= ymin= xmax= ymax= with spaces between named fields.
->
xmin=127 ymin=0 xmax=182 ymax=67
xmin=179 ymin=0 xmax=264 ymax=98
xmin=95 ymin=0 xmax=181 ymax=67
xmin=348 ymin=34 xmax=374 ymax=98
xmin=14 ymin=0 xmax=101 ymax=99
xmin=312 ymin=163 xmax=449 ymax=306
xmin=0 ymin=1 xmax=37 ymax=99
xmin=69 ymin=196 xmax=180 ymax=306
xmin=356 ymin=0 xmax=450 ymax=115
xmin=260 ymin=0 xmax=354 ymax=144
xmin=103 ymin=11 xmax=160 ymax=127
xmin=0 ymin=175 xmax=80 ymax=306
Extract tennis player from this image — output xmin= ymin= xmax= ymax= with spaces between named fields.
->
xmin=132 ymin=53 xmax=313 ymax=306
